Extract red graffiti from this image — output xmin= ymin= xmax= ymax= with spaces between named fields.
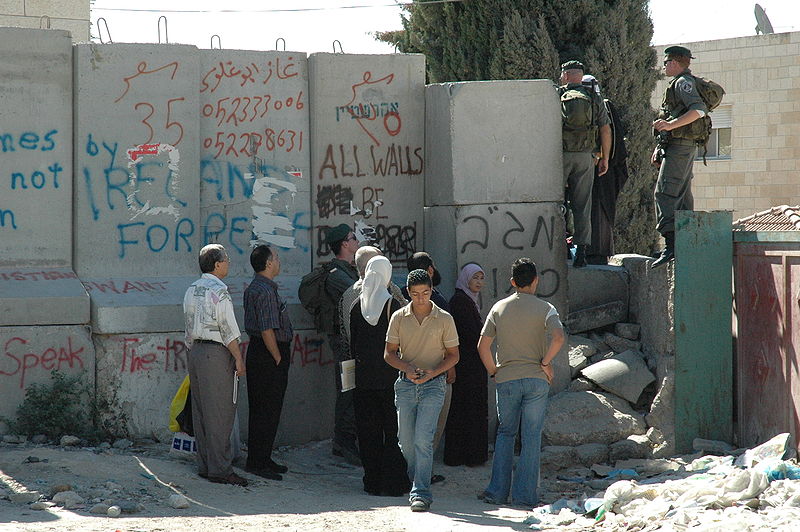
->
xmin=120 ymin=337 xmax=188 ymax=374
xmin=291 ymin=334 xmax=334 ymax=367
xmin=115 ymin=61 xmax=180 ymax=103
xmin=0 ymin=337 xmax=85 ymax=389
xmin=81 ymin=280 xmax=170 ymax=294
xmin=127 ymin=143 xmax=160 ymax=162
xmin=343 ymin=72 xmax=395 ymax=146
xmin=0 ymin=271 xmax=78 ymax=281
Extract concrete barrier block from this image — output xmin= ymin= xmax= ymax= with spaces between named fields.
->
xmin=565 ymin=300 xmax=627 ymax=334
xmin=0 ymin=28 xmax=73 ymax=266
xmin=309 ymin=53 xmax=425 ymax=270
xmin=73 ymin=43 xmax=200 ymax=278
xmin=544 ymin=391 xmax=647 ymax=446
xmin=199 ymin=50 xmax=311 ymax=281
xmin=0 ymin=325 xmax=94 ymax=424
xmin=567 ymin=264 xmax=629 ymax=314
xmin=580 ymin=349 xmax=656 ymax=404
xmin=0 ymin=269 xmax=89 ymax=325
xmin=425 ymin=80 xmax=563 ymax=206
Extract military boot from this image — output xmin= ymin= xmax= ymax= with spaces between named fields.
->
xmin=651 ymin=232 xmax=675 ymax=269
xmin=573 ymin=244 xmax=587 ymax=268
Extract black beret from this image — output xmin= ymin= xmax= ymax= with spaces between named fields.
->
xmin=664 ymin=45 xmax=695 ymax=59
xmin=560 ymin=60 xmax=585 ymax=72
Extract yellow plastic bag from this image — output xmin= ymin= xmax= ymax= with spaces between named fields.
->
xmin=169 ymin=375 xmax=190 ymax=432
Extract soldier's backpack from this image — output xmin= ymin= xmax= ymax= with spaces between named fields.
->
xmin=663 ymin=74 xmax=725 ymax=164
xmin=298 ymin=262 xmax=338 ymax=335
xmin=560 ymin=85 xmax=598 ymax=152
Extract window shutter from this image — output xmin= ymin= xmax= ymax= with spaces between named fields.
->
xmin=711 ymin=106 xmax=732 ymax=129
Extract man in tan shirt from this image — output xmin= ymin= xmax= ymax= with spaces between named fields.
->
xmin=477 ymin=258 xmax=565 ymax=507
xmin=384 ymin=269 xmax=459 ymax=512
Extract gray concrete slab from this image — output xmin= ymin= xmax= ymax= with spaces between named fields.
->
xmin=309 ymin=53 xmax=425 ymax=271
xmin=0 ymin=269 xmax=89 ymax=326
xmin=567 ymin=264 xmax=629 ymax=314
xmin=73 ymin=43 xmax=200 ymax=278
xmin=0 ymin=325 xmax=94 ymax=423
xmin=425 ymin=80 xmax=563 ymax=206
xmin=565 ymin=300 xmax=627 ymax=334
xmin=0 ymin=28 xmax=73 ymax=267
xmin=426 ymin=201 xmax=569 ymax=390
xmin=94 ymin=329 xmax=334 ymax=445
xmin=199 ymin=50 xmax=311 ymax=288
xmin=580 ymin=349 xmax=656 ymax=404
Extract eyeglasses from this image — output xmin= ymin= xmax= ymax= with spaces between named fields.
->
xmin=663 ymin=59 xmax=673 ymax=66
xmin=347 ymin=235 xmax=358 ymax=242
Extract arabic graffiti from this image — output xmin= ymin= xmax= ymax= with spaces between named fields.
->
xmin=200 ymin=57 xmax=300 ymax=94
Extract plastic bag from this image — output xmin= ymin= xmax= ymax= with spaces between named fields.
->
xmin=169 ymin=375 xmax=190 ymax=433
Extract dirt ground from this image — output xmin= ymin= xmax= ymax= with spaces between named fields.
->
xmin=0 ymin=440 xmax=575 ymax=532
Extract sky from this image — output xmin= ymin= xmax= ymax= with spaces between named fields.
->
xmin=90 ymin=0 xmax=799 ymax=54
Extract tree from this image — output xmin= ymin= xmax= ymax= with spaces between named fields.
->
xmin=376 ymin=0 xmax=659 ymax=254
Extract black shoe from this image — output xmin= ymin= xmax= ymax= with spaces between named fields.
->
xmin=651 ymin=233 xmax=675 ymax=269
xmin=208 ymin=472 xmax=249 ymax=486
xmin=573 ymin=245 xmax=587 ymax=268
xmin=245 ymin=466 xmax=282 ymax=481
xmin=430 ymin=474 xmax=445 ymax=484
xmin=266 ymin=459 xmax=288 ymax=474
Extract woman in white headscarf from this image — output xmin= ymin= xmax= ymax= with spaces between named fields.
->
xmin=444 ymin=263 xmax=488 ymax=466
xmin=349 ymin=255 xmax=409 ymax=496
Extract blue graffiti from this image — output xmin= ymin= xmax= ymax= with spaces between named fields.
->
xmin=116 ymin=218 xmax=195 ymax=258
xmin=0 ymin=129 xmax=57 ymax=153
xmin=10 ymin=163 xmax=63 ymax=190
xmin=0 ymin=208 xmax=17 ymax=230
xmin=202 ymin=213 xmax=250 ymax=255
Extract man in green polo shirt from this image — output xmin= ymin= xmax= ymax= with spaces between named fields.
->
xmin=478 ymin=258 xmax=565 ymax=507
xmin=384 ymin=269 xmax=460 ymax=512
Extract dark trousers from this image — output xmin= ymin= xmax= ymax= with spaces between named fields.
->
xmin=353 ymin=388 xmax=410 ymax=495
xmin=329 ymin=333 xmax=358 ymax=453
xmin=246 ymin=337 xmax=290 ymax=469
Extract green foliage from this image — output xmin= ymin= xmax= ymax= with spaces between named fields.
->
xmin=7 ymin=370 xmax=95 ymax=439
xmin=376 ymin=0 xmax=661 ymax=254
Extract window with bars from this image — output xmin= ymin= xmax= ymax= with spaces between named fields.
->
xmin=697 ymin=105 xmax=732 ymax=160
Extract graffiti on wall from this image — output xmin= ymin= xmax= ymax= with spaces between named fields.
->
xmin=0 ymin=335 xmax=86 ymax=389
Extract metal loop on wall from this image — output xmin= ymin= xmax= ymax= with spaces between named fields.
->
xmin=39 ymin=15 xmax=51 ymax=29
xmin=96 ymin=17 xmax=112 ymax=43
xmin=211 ymin=34 xmax=221 ymax=49
xmin=332 ymin=40 xmax=344 ymax=54
xmin=158 ymin=16 xmax=168 ymax=44
xmin=275 ymin=37 xmax=286 ymax=51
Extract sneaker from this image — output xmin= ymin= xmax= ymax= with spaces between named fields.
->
xmin=410 ymin=498 xmax=430 ymax=512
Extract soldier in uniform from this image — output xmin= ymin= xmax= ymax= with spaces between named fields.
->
xmin=559 ymin=60 xmax=612 ymax=268
xmin=651 ymin=45 xmax=708 ymax=268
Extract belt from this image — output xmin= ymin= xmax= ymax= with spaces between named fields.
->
xmin=195 ymin=339 xmax=223 ymax=346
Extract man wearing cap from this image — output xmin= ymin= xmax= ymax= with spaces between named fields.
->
xmin=325 ymin=223 xmax=361 ymax=463
xmin=559 ymin=60 xmax=612 ymax=268
xmin=651 ymin=46 xmax=707 ymax=268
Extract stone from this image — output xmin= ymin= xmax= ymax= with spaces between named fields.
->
xmin=646 ymin=374 xmax=675 ymax=435
xmin=588 ymin=478 xmax=613 ymax=490
xmin=569 ymin=349 xmax=590 ymax=378
xmin=580 ymin=350 xmax=656 ymax=404
xmin=646 ymin=427 xmax=665 ymax=445
xmin=168 ymin=493 xmax=190 ymax=509
xmin=569 ymin=335 xmax=597 ymax=357
xmin=568 ymin=377 xmax=597 ymax=392
xmin=105 ymin=481 xmax=122 ymax=491
xmin=589 ymin=333 xmax=610 ymax=352
xmin=90 ymin=503 xmax=110 ymax=514
xmin=29 ymin=501 xmax=50 ymax=510
xmin=614 ymin=458 xmax=682 ymax=475
xmin=565 ymin=300 xmax=627 ymax=334
xmin=590 ymin=351 xmax=615 ymax=364
xmin=603 ymin=333 xmax=642 ymax=354
xmin=0 ymin=420 xmax=8 ymax=436
xmin=31 ymin=434 xmax=47 ymax=444
xmin=609 ymin=435 xmax=652 ymax=462
xmin=615 ymin=323 xmax=641 ymax=340
xmin=115 ymin=500 xmax=144 ymax=513
xmin=112 ymin=438 xmax=133 ymax=449
xmin=49 ymin=484 xmax=72 ymax=497
xmin=60 ymin=435 xmax=80 ymax=446
xmin=52 ymin=490 xmax=84 ymax=508
xmin=10 ymin=491 xmax=40 ymax=504
xmin=576 ymin=443 xmax=609 ymax=466
xmin=541 ymin=446 xmax=578 ymax=470
xmin=3 ymin=434 xmax=26 ymax=444
xmin=99 ymin=442 xmax=111 ymax=449
xmin=543 ymin=391 xmax=647 ymax=446
xmin=107 ymin=505 xmax=122 ymax=517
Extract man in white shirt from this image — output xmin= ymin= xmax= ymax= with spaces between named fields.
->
xmin=183 ymin=244 xmax=247 ymax=486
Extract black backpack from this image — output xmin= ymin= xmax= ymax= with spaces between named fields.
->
xmin=298 ymin=262 xmax=339 ymax=335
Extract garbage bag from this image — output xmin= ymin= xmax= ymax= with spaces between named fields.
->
xmin=169 ymin=375 xmax=192 ymax=434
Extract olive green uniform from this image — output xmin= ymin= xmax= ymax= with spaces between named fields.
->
xmin=560 ymin=83 xmax=610 ymax=245
xmin=655 ymin=70 xmax=707 ymax=236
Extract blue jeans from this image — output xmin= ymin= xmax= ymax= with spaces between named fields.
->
xmin=485 ymin=377 xmax=550 ymax=507
xmin=394 ymin=374 xmax=446 ymax=504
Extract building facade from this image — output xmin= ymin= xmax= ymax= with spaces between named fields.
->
xmin=0 ymin=0 xmax=89 ymax=41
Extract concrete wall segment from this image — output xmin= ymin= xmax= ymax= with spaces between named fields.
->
xmin=73 ymin=43 xmax=201 ymax=279
xmin=0 ymin=28 xmax=73 ymax=267
xmin=0 ymin=325 xmax=94 ymax=423
xmin=309 ymin=53 xmax=425 ymax=271
xmin=425 ymin=80 xmax=563 ymax=206
xmin=0 ymin=269 xmax=89 ymax=325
